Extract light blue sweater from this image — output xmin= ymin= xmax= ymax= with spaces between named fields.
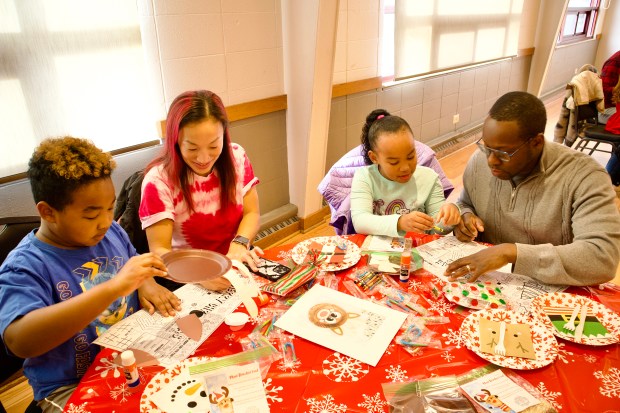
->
xmin=351 ymin=165 xmax=446 ymax=237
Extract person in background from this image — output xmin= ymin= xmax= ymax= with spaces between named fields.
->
xmin=599 ymin=50 xmax=620 ymax=124
xmin=0 ymin=137 xmax=173 ymax=411
xmin=445 ymin=92 xmax=620 ymax=286
xmin=139 ymin=90 xmax=261 ymax=290
xmin=603 ymin=78 xmax=620 ymax=189
xmin=350 ymin=109 xmax=461 ymax=237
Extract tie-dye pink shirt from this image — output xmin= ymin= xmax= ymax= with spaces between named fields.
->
xmin=139 ymin=144 xmax=259 ymax=254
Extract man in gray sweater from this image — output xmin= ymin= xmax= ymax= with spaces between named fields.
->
xmin=445 ymin=91 xmax=620 ymax=286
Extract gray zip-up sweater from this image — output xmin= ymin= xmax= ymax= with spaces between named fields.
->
xmin=457 ymin=141 xmax=620 ymax=286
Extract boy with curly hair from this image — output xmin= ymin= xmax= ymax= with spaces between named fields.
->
xmin=0 ymin=137 xmax=179 ymax=411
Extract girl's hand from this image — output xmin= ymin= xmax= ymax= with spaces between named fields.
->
xmin=227 ymin=243 xmax=263 ymax=272
xmin=435 ymin=203 xmax=461 ymax=227
xmin=397 ymin=211 xmax=434 ymax=233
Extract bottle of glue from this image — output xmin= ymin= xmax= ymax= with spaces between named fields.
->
xmin=399 ymin=238 xmax=413 ymax=283
xmin=121 ymin=350 xmax=140 ymax=388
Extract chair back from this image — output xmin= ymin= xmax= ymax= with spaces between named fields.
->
xmin=318 ymin=142 xmax=454 ymax=235
xmin=0 ymin=216 xmax=39 ymax=384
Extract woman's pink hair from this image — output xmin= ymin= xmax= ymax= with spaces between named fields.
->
xmin=145 ymin=90 xmax=237 ymax=211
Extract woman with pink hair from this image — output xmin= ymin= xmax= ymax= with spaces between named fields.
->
xmin=140 ymin=90 xmax=261 ymax=290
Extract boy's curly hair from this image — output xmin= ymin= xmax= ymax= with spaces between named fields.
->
xmin=28 ymin=137 xmax=116 ymax=210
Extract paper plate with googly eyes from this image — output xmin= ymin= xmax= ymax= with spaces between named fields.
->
xmin=141 ymin=356 xmax=213 ymax=413
xmin=442 ymin=280 xmax=507 ymax=310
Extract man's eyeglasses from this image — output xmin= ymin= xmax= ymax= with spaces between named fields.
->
xmin=475 ymin=138 xmax=532 ymax=162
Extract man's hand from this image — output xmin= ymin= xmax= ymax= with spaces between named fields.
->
xmin=444 ymin=243 xmax=517 ymax=282
xmin=138 ymin=278 xmax=181 ymax=317
xmin=398 ymin=211 xmax=435 ymax=233
xmin=454 ymin=212 xmax=485 ymax=242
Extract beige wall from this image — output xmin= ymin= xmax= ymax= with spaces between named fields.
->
xmin=325 ymin=56 xmax=532 ymax=174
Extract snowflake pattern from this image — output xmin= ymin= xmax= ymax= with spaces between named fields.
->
xmin=109 ymin=382 xmax=131 ymax=403
xmin=555 ymin=342 xmax=574 ymax=364
xmin=224 ymin=333 xmax=237 ymax=341
xmin=357 ymin=392 xmax=387 ymax=412
xmin=583 ymin=354 xmax=597 ymax=363
xmin=305 ymin=394 xmax=348 ymax=413
xmin=440 ymin=351 xmax=455 ymax=362
xmin=536 ymin=382 xmax=563 ymax=410
xmin=264 ymin=378 xmax=283 ymax=404
xmin=322 ymin=352 xmax=369 ymax=382
xmin=427 ymin=299 xmax=454 ymax=316
xmin=407 ymin=280 xmax=423 ymax=291
xmin=441 ymin=327 xmax=466 ymax=348
xmin=249 ymin=311 xmax=269 ymax=325
xmin=277 ymin=357 xmax=302 ymax=373
xmin=64 ymin=403 xmax=90 ymax=413
xmin=94 ymin=351 xmax=121 ymax=378
xmin=385 ymin=365 xmax=408 ymax=382
xmin=594 ymin=367 xmax=620 ymax=398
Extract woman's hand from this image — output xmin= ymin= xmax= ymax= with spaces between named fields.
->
xmin=435 ymin=203 xmax=461 ymax=227
xmin=227 ymin=243 xmax=263 ymax=272
xmin=397 ymin=211 xmax=435 ymax=233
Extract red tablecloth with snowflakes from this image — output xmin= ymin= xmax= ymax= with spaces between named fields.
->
xmin=64 ymin=234 xmax=620 ymax=413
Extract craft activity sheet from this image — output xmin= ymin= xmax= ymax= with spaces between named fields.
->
xmin=199 ymin=361 xmax=270 ymax=413
xmin=460 ymin=370 xmax=541 ymax=413
xmin=361 ymin=235 xmax=408 ymax=252
xmin=94 ymin=283 xmax=241 ymax=367
xmin=416 ymin=236 xmax=512 ymax=278
xmin=275 ymin=284 xmax=407 ymax=366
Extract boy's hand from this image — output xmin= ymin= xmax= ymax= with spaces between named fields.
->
xmin=397 ymin=211 xmax=434 ymax=233
xmin=455 ymin=212 xmax=485 ymax=241
xmin=112 ymin=253 xmax=168 ymax=299
xmin=435 ymin=203 xmax=461 ymax=227
xmin=138 ymin=279 xmax=181 ymax=317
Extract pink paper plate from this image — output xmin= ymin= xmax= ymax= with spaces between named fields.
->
xmin=162 ymin=249 xmax=231 ymax=284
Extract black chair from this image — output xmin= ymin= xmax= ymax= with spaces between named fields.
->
xmin=575 ymin=123 xmax=620 ymax=155
xmin=0 ymin=216 xmax=42 ymax=413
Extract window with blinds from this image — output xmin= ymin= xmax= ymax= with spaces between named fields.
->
xmin=0 ymin=0 xmax=158 ymax=180
xmin=392 ymin=0 xmax=522 ymax=81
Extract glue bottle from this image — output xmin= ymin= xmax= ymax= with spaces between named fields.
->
xmin=121 ymin=350 xmax=140 ymax=388
xmin=399 ymin=238 xmax=413 ymax=283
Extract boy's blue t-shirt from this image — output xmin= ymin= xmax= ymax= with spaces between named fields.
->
xmin=0 ymin=221 xmax=139 ymax=401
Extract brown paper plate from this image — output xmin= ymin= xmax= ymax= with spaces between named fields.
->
xmin=162 ymin=249 xmax=232 ymax=284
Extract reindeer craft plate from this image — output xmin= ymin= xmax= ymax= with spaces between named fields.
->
xmin=460 ymin=308 xmax=558 ymax=370
xmin=141 ymin=356 xmax=213 ymax=413
xmin=531 ymin=292 xmax=620 ymax=346
xmin=291 ymin=236 xmax=361 ymax=271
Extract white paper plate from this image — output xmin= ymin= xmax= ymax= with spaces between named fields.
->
xmin=141 ymin=356 xmax=212 ymax=413
xmin=530 ymin=292 xmax=620 ymax=346
xmin=291 ymin=236 xmax=361 ymax=271
xmin=460 ymin=308 xmax=558 ymax=370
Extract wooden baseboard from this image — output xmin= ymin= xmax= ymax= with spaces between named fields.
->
xmin=299 ymin=205 xmax=331 ymax=232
